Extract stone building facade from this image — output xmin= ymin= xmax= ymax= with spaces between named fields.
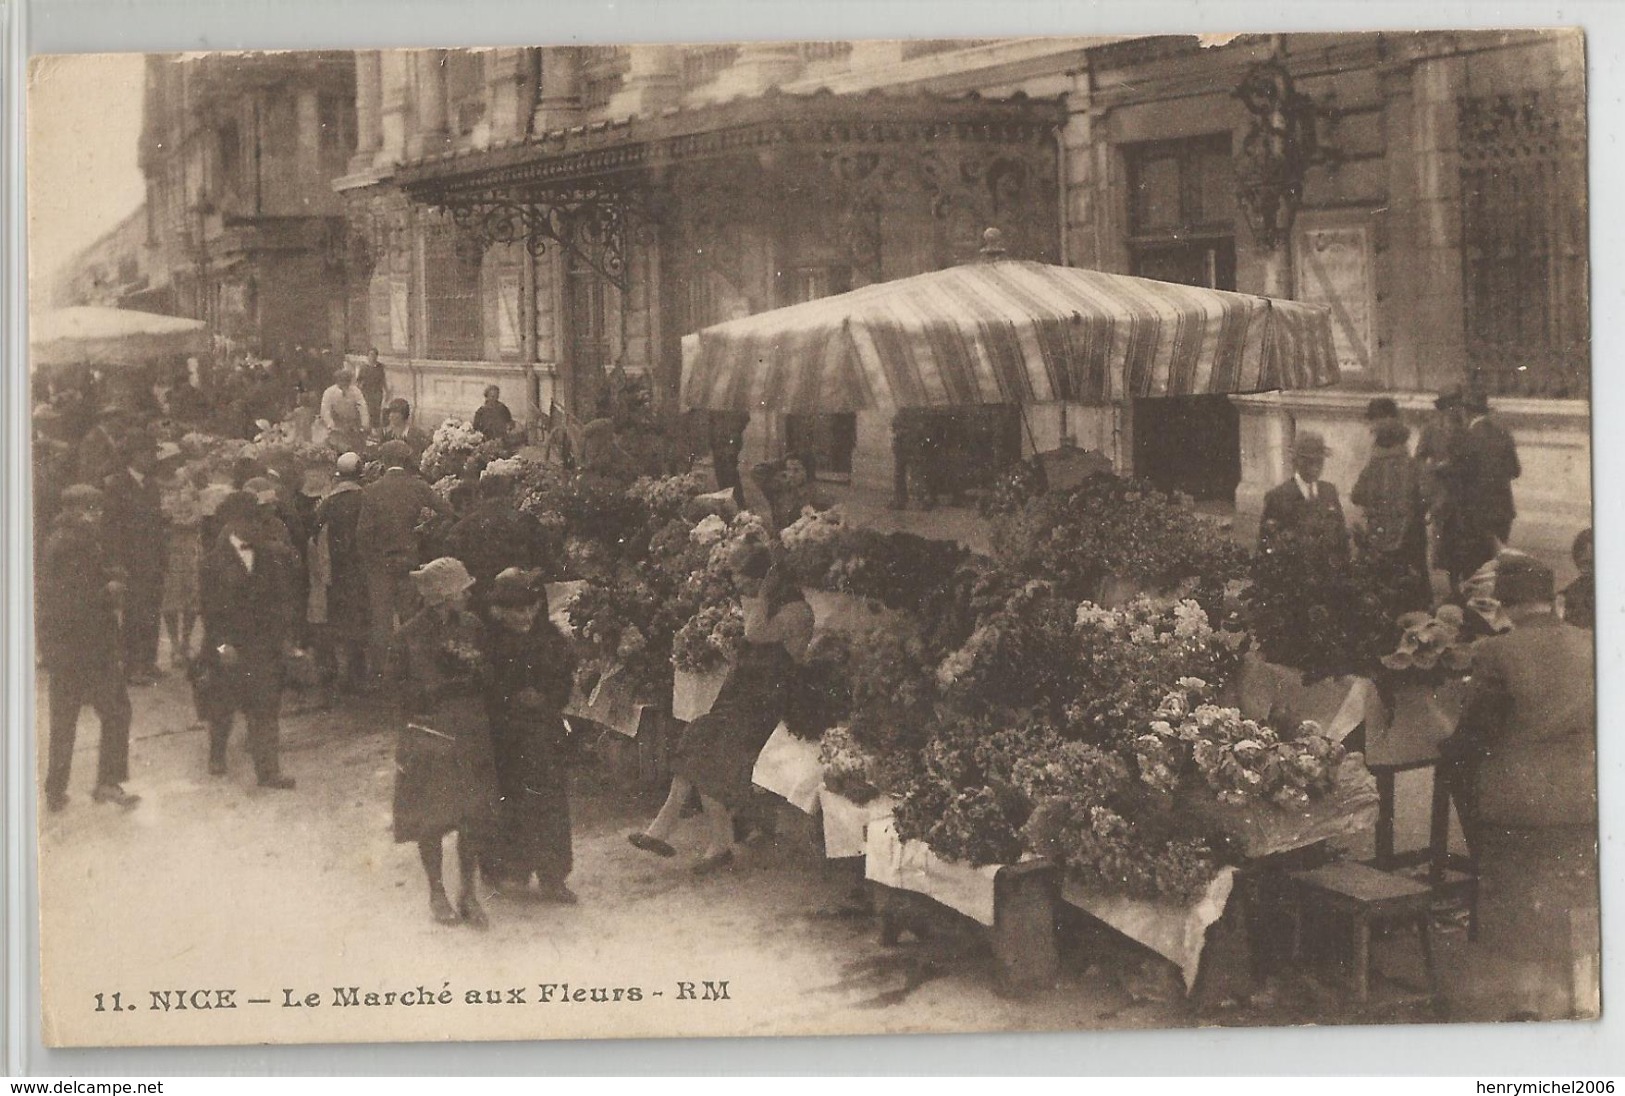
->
xmin=50 ymin=204 xmax=159 ymax=311
xmin=334 ymin=34 xmax=1589 ymax=557
xmin=140 ymin=51 xmax=357 ymax=362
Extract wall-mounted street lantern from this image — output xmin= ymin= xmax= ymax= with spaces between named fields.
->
xmin=1233 ymin=57 xmax=1341 ymax=251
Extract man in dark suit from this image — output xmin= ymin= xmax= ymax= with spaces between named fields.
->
xmin=1459 ymin=387 xmax=1522 ymax=575
xmin=198 ymin=491 xmax=299 ymax=789
xmin=1258 ymin=430 xmax=1349 ymax=558
xmin=102 ymin=429 xmax=169 ymax=685
xmin=40 ymin=486 xmax=140 ymax=813
xmin=356 ymin=440 xmax=453 ymax=688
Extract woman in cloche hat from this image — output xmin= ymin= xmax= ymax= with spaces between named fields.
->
xmin=390 ymin=556 xmax=501 ymax=929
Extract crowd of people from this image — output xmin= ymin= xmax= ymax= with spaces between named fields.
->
xmin=34 ymin=355 xmax=1598 ymax=973
xmin=32 ymin=353 xmax=584 ymax=924
xmin=1259 ymin=384 xmax=1592 ymax=626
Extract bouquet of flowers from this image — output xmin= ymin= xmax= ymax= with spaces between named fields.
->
xmin=989 ymin=472 xmax=1250 ymax=615
xmin=419 ymin=418 xmax=488 ymax=482
xmin=780 ymin=506 xmax=850 ymax=589
xmin=1379 ymin=604 xmax=1476 ymax=679
xmin=829 ymin=530 xmax=973 ymax=617
xmin=672 ymin=601 xmax=745 ymax=674
xmin=934 ymin=580 xmax=1081 ymax=728
xmin=818 ymin=725 xmax=881 ymax=805
xmin=627 ymin=471 xmax=710 ymax=521
xmin=1024 ymin=791 xmax=1228 ymax=904
xmin=429 ymin=475 xmax=461 ymax=506
xmin=891 ymin=720 xmax=1041 ymax=866
xmin=843 ymin=625 xmax=940 ymax=770
xmin=1063 ymin=597 xmax=1239 ymax=746
xmin=1131 ymin=683 xmax=1346 ymax=808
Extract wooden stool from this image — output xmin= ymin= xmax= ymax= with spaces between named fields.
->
xmin=1365 ymin=757 xmax=1480 ymax=939
xmin=1289 ymin=861 xmax=1439 ymax=1004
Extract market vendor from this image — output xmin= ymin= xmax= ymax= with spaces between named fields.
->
xmin=630 ymin=546 xmax=813 ymax=873
xmin=1438 ymin=553 xmax=1597 ymax=1020
xmin=749 ymin=453 xmax=829 ymax=533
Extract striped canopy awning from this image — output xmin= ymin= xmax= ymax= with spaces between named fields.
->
xmin=680 ymin=259 xmax=1339 ymax=412
xmin=30 ymin=306 xmax=209 ymax=372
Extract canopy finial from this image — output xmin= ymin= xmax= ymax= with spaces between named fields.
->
xmin=978 ymin=227 xmax=1008 ymax=261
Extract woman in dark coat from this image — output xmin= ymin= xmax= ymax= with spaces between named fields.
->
xmin=630 ymin=548 xmax=814 ymax=873
xmin=1351 ymin=417 xmax=1430 ymax=610
xmin=479 ymin=569 xmax=580 ymax=903
xmin=392 ymin=557 xmax=499 ymax=929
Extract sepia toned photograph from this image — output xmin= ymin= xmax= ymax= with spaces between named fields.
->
xmin=25 ymin=29 xmax=1597 ymax=1049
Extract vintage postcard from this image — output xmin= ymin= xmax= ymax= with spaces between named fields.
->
xmin=27 ymin=31 xmax=1597 ymax=1048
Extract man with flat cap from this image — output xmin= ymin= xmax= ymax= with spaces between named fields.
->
xmin=1257 ymin=430 xmax=1349 ymax=558
xmin=357 ymin=439 xmax=453 ymax=688
xmin=40 ymin=485 xmax=140 ymax=813
xmin=103 ymin=428 xmax=169 ymax=685
xmin=198 ymin=490 xmax=299 ymax=789
xmin=1438 ymin=552 xmax=1597 ymax=1020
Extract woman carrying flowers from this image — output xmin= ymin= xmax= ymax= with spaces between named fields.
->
xmin=630 ymin=545 xmax=813 ymax=873
xmin=391 ymin=557 xmax=500 ymax=929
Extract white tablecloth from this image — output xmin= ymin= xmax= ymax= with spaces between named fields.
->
xmin=864 ymin=817 xmax=1007 ymax=927
xmin=819 ymin=789 xmax=896 ymax=859
xmin=1061 ymin=867 xmax=1238 ymax=993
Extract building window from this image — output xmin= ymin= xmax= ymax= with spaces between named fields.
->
xmin=422 ymin=221 xmax=482 ymax=360
xmin=1458 ymin=90 xmax=1589 ymax=398
xmin=318 ymin=92 xmax=353 ymax=161
xmin=1126 ymin=134 xmax=1236 ymax=243
xmin=682 ymin=45 xmax=739 ymax=90
xmin=798 ymin=42 xmax=852 ymax=65
xmin=581 ymin=47 xmax=629 ymax=113
xmin=445 ymin=51 xmax=486 ymax=138
xmin=217 ymin=121 xmax=241 ymax=200
xmin=1124 ymin=134 xmax=1241 ymax=503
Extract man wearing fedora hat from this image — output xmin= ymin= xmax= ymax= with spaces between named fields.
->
xmin=1437 ymin=552 xmax=1597 ymax=1019
xmin=103 ymin=428 xmax=170 ymax=685
xmin=1258 ymin=429 xmax=1349 ymax=558
xmin=1459 ymin=386 xmax=1522 ymax=576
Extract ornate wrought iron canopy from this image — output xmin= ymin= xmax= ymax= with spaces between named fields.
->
xmin=391 ymin=89 xmax=1065 ymax=289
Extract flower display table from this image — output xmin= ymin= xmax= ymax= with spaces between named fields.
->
xmin=672 ymin=666 xmax=728 ymax=723
xmin=750 ymin=724 xmax=825 ymax=815
xmin=1061 ymin=867 xmax=1239 ymax=993
xmin=1185 ymin=754 xmax=1381 ymax=860
xmin=1227 ymin=653 xmax=1383 ymax=745
xmin=818 ymin=789 xmax=896 ymax=859
xmin=864 ymin=818 xmax=1061 ymax=994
